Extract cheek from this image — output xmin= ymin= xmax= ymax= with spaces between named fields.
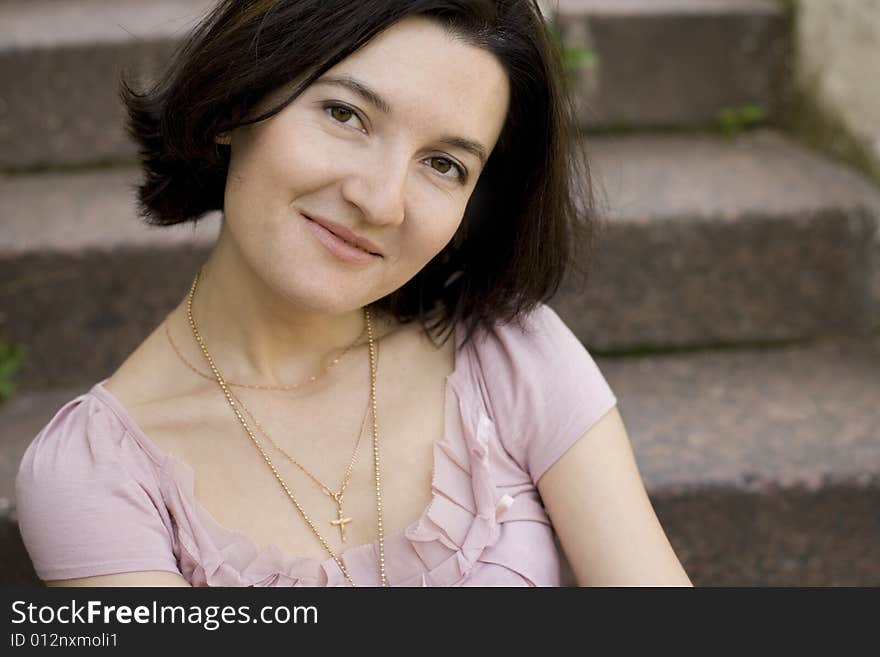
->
xmin=230 ymin=118 xmax=316 ymax=182
xmin=406 ymin=215 xmax=464 ymax=266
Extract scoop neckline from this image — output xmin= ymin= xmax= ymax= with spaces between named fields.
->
xmin=89 ymin=317 xmax=469 ymax=578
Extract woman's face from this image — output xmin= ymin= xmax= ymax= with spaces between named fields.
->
xmin=218 ymin=15 xmax=510 ymax=315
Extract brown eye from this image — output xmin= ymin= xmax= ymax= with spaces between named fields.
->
xmin=432 ymin=158 xmax=453 ymax=174
xmin=330 ymin=106 xmax=353 ymax=123
xmin=430 ymin=156 xmax=466 ymax=183
xmin=323 ymin=103 xmax=365 ymax=131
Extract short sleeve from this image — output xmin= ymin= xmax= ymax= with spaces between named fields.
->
xmin=14 ymin=392 xmax=181 ymax=582
xmin=475 ymin=303 xmax=618 ymax=484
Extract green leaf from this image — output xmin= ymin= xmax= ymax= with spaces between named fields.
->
xmin=0 ymin=378 xmax=15 ymax=403
xmin=563 ymin=47 xmax=598 ymax=69
xmin=0 ymin=340 xmax=27 ymax=404
xmin=544 ymin=19 xmax=598 ymax=75
xmin=718 ymin=104 xmax=768 ymax=135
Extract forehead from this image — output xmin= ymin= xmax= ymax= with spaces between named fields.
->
xmin=312 ymin=16 xmax=510 ymax=146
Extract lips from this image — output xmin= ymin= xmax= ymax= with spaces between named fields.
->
xmin=334 ymin=232 xmax=377 ymax=255
xmin=302 ymin=214 xmax=382 ymax=265
xmin=302 ymin=213 xmax=383 ymax=257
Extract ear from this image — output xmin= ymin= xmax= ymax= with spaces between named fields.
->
xmin=214 ymin=131 xmax=232 ymax=145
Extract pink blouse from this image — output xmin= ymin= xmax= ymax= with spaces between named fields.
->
xmin=16 ymin=303 xmax=617 ymax=586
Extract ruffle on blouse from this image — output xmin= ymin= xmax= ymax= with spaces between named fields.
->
xmin=160 ymin=456 xmax=328 ymax=587
xmin=149 ymin=363 xmax=555 ymax=587
xmin=400 ymin=380 xmax=524 ymax=586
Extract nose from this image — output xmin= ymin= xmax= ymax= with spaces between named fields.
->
xmin=340 ymin=144 xmax=407 ymax=228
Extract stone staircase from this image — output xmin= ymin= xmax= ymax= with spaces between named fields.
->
xmin=1 ymin=0 xmax=878 ymax=586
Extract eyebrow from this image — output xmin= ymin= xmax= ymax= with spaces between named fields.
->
xmin=313 ymin=74 xmax=489 ymax=166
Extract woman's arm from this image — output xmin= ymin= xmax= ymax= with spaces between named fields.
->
xmin=46 ymin=571 xmax=192 ymax=587
xmin=537 ymin=407 xmax=693 ymax=587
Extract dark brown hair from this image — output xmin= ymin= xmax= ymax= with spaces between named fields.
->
xmin=120 ymin=0 xmax=599 ymax=348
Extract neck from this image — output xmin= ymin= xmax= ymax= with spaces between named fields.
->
xmin=177 ymin=241 xmax=385 ymax=390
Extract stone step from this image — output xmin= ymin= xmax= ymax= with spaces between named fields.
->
xmin=603 ymin=333 xmax=880 ymax=586
xmin=553 ymin=0 xmax=789 ymax=129
xmin=557 ymin=130 xmax=880 ymax=352
xmin=3 ymin=130 xmax=879 ymax=390
xmin=2 ymin=334 xmax=878 ymax=586
xmin=0 ymin=0 xmax=215 ymax=170
xmin=0 ymin=165 xmax=219 ymax=390
xmin=0 ymin=0 xmax=788 ymax=170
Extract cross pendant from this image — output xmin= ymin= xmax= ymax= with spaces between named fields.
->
xmin=330 ymin=506 xmax=353 ymax=543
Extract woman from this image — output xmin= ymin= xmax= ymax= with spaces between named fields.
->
xmin=15 ymin=0 xmax=692 ymax=587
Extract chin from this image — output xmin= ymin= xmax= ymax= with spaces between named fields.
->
xmin=273 ymin=281 xmax=374 ymax=317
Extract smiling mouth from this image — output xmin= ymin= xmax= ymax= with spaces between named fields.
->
xmin=302 ymin=214 xmax=382 ymax=264
xmin=339 ymin=234 xmax=378 ymax=255
xmin=329 ymin=230 xmax=380 ymax=256
xmin=303 ymin=214 xmax=382 ymax=256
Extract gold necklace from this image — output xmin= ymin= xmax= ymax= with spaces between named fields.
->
xmin=231 ymin=388 xmax=368 ymax=543
xmin=165 ymin=319 xmax=373 ymax=542
xmin=185 ymin=268 xmax=387 ymax=587
xmin=163 ymin=316 xmax=365 ymax=391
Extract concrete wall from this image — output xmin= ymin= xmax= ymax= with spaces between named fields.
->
xmin=795 ymin=0 xmax=880 ymax=177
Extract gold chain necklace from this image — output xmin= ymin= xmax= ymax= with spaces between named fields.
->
xmin=165 ymin=319 xmax=372 ymax=542
xmin=163 ymin=315 xmax=365 ymax=391
xmin=230 ymin=387 xmax=369 ymax=543
xmin=185 ymin=268 xmax=387 ymax=587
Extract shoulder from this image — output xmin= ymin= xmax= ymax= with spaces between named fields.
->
xmin=472 ymin=303 xmax=613 ymax=403
xmin=467 ymin=303 xmax=618 ymax=483
xmin=14 ymin=386 xmax=178 ymax=583
xmin=16 ymin=387 xmax=135 ymax=485
xmin=471 ymin=303 xmax=590 ymax=364
xmin=15 ymin=385 xmax=165 ymax=516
